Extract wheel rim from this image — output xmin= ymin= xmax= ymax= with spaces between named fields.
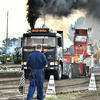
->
xmin=69 ymin=71 xmax=72 ymax=79
xmin=58 ymin=65 xmax=62 ymax=79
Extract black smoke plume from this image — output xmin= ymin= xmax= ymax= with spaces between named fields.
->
xmin=26 ymin=0 xmax=100 ymax=28
xmin=26 ymin=0 xmax=45 ymax=28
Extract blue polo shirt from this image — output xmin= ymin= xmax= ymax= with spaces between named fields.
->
xmin=27 ymin=51 xmax=48 ymax=69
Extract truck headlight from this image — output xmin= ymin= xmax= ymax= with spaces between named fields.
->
xmin=50 ymin=62 xmax=58 ymax=65
xmin=24 ymin=62 xmax=27 ymax=65
xmin=50 ymin=62 xmax=54 ymax=65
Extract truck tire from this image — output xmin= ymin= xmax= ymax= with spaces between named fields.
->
xmin=67 ymin=66 xmax=72 ymax=79
xmin=3 ymin=56 xmax=6 ymax=64
xmin=88 ymin=67 xmax=93 ymax=77
xmin=54 ymin=64 xmax=62 ymax=80
xmin=24 ymin=69 xmax=30 ymax=79
xmin=14 ymin=56 xmax=18 ymax=64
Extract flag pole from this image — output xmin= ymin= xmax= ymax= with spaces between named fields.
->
xmin=6 ymin=11 xmax=9 ymax=54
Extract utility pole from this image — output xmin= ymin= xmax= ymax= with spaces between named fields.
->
xmin=6 ymin=11 xmax=9 ymax=54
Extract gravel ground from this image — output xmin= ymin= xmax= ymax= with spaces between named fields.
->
xmin=72 ymin=88 xmax=100 ymax=100
xmin=44 ymin=88 xmax=100 ymax=100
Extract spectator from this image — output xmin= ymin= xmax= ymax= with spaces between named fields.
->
xmin=26 ymin=45 xmax=48 ymax=100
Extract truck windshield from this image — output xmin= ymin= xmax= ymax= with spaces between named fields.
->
xmin=75 ymin=36 xmax=87 ymax=42
xmin=23 ymin=36 xmax=56 ymax=46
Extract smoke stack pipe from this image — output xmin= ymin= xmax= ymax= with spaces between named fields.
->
xmin=57 ymin=31 xmax=63 ymax=51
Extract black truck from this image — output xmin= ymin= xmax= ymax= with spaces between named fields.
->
xmin=21 ymin=28 xmax=65 ymax=79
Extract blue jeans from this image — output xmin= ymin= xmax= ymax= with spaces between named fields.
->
xmin=27 ymin=69 xmax=44 ymax=100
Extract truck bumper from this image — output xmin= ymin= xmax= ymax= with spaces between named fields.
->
xmin=22 ymin=65 xmax=58 ymax=71
xmin=44 ymin=65 xmax=58 ymax=71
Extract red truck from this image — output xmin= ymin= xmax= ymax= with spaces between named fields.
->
xmin=63 ymin=28 xmax=94 ymax=79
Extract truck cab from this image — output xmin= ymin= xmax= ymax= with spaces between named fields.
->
xmin=21 ymin=28 xmax=64 ymax=79
xmin=74 ymin=29 xmax=90 ymax=56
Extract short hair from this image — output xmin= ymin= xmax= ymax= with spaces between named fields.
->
xmin=36 ymin=45 xmax=42 ymax=49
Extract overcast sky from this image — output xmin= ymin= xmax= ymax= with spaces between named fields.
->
xmin=0 ymin=0 xmax=30 ymax=46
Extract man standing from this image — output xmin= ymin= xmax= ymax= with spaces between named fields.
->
xmin=27 ymin=45 xmax=48 ymax=100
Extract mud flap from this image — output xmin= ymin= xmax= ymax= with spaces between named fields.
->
xmin=71 ymin=63 xmax=79 ymax=78
xmin=24 ymin=69 xmax=30 ymax=79
xmin=83 ymin=64 xmax=86 ymax=76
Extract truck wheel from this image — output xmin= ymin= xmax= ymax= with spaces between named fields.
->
xmin=67 ymin=66 xmax=72 ymax=79
xmin=88 ymin=67 xmax=93 ymax=77
xmin=54 ymin=64 xmax=62 ymax=80
xmin=14 ymin=56 xmax=18 ymax=64
xmin=24 ymin=69 xmax=30 ymax=79
xmin=3 ymin=56 xmax=6 ymax=64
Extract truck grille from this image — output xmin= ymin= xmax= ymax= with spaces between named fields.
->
xmin=23 ymin=52 xmax=31 ymax=61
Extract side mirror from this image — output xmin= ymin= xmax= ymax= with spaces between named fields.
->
xmin=21 ymin=38 xmax=23 ymax=47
